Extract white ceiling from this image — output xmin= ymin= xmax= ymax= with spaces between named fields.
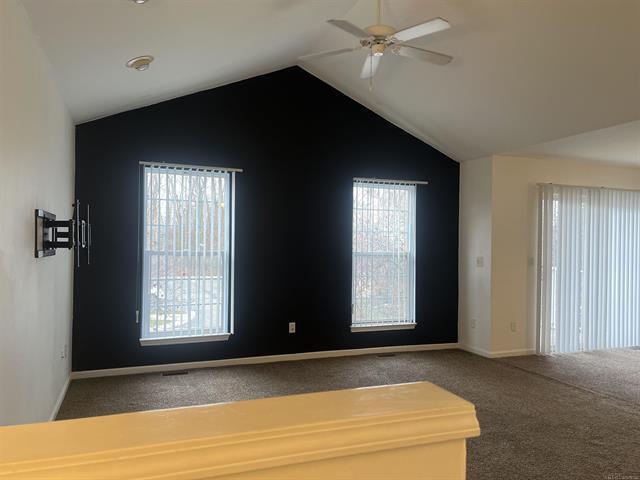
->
xmin=21 ymin=0 xmax=640 ymax=162
xmin=509 ymin=120 xmax=640 ymax=167
xmin=20 ymin=0 xmax=357 ymax=123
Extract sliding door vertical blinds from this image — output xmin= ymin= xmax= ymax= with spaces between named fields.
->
xmin=141 ymin=165 xmax=232 ymax=340
xmin=352 ymin=180 xmax=417 ymax=328
xmin=538 ymin=184 xmax=640 ymax=354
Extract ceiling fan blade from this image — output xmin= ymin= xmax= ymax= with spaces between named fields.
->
xmin=327 ymin=19 xmax=370 ymax=38
xmin=360 ymin=54 xmax=381 ymax=79
xmin=392 ymin=44 xmax=452 ymax=65
xmin=393 ymin=17 xmax=450 ymax=42
xmin=299 ymin=47 xmax=361 ymax=62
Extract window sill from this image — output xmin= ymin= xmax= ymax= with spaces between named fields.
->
xmin=140 ymin=333 xmax=231 ymax=346
xmin=351 ymin=323 xmax=416 ymax=333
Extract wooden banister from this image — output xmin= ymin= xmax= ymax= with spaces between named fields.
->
xmin=0 ymin=381 xmax=480 ymax=479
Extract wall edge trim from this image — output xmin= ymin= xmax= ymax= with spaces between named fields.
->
xmin=297 ymin=64 xmax=459 ymax=163
xmin=76 ymin=63 xmax=297 ymax=125
xmin=71 ymin=343 xmax=459 ymax=379
xmin=49 ymin=376 xmax=70 ymax=421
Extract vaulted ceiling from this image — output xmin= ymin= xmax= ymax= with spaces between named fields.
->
xmin=510 ymin=120 xmax=640 ymax=167
xmin=21 ymin=0 xmax=640 ymax=162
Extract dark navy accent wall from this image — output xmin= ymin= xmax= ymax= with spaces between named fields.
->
xmin=73 ymin=66 xmax=459 ymax=371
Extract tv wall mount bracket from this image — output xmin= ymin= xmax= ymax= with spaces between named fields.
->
xmin=34 ymin=199 xmax=91 ymax=267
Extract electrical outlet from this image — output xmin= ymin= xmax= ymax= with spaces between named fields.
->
xmin=288 ymin=322 xmax=296 ymax=334
xmin=471 ymin=318 xmax=477 ymax=329
xmin=60 ymin=344 xmax=68 ymax=359
xmin=510 ymin=322 xmax=517 ymax=333
xmin=476 ymin=256 xmax=484 ymax=268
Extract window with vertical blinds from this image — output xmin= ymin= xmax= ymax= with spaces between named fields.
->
xmin=538 ymin=184 xmax=640 ymax=354
xmin=351 ymin=179 xmax=417 ymax=331
xmin=140 ymin=164 xmax=235 ymax=345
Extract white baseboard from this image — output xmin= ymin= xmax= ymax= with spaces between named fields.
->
xmin=490 ymin=348 xmax=536 ymax=358
xmin=70 ymin=343 xmax=459 ymax=379
xmin=49 ymin=377 xmax=70 ymax=421
xmin=458 ymin=344 xmax=493 ymax=358
xmin=459 ymin=344 xmax=535 ymax=358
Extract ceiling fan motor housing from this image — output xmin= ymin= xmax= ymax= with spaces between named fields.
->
xmin=365 ymin=24 xmax=396 ymax=38
xmin=359 ymin=24 xmax=398 ymax=56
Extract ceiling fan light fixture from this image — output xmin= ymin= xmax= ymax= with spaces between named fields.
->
xmin=372 ymin=44 xmax=385 ymax=56
xmin=126 ymin=55 xmax=154 ymax=71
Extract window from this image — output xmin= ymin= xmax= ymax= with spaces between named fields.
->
xmin=139 ymin=163 xmax=236 ymax=345
xmin=351 ymin=179 xmax=417 ymax=331
xmin=538 ymin=184 xmax=640 ymax=354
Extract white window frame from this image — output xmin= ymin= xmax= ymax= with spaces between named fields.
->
xmin=138 ymin=162 xmax=239 ymax=346
xmin=351 ymin=178 xmax=418 ymax=332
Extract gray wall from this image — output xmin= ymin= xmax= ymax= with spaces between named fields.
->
xmin=0 ymin=0 xmax=75 ymax=425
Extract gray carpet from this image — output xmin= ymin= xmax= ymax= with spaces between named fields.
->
xmin=58 ymin=349 xmax=640 ymax=480
xmin=499 ymin=347 xmax=640 ymax=406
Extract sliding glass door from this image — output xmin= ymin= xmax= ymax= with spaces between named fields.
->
xmin=538 ymin=184 xmax=640 ymax=354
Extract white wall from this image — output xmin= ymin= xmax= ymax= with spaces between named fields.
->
xmin=459 ymin=154 xmax=640 ymax=357
xmin=0 ymin=0 xmax=74 ymax=425
xmin=490 ymin=155 xmax=640 ymax=354
xmin=458 ymin=157 xmax=493 ymax=355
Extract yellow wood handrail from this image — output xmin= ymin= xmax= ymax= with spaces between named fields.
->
xmin=0 ymin=381 xmax=480 ymax=479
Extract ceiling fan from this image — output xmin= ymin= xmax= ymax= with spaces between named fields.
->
xmin=300 ymin=0 xmax=453 ymax=82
